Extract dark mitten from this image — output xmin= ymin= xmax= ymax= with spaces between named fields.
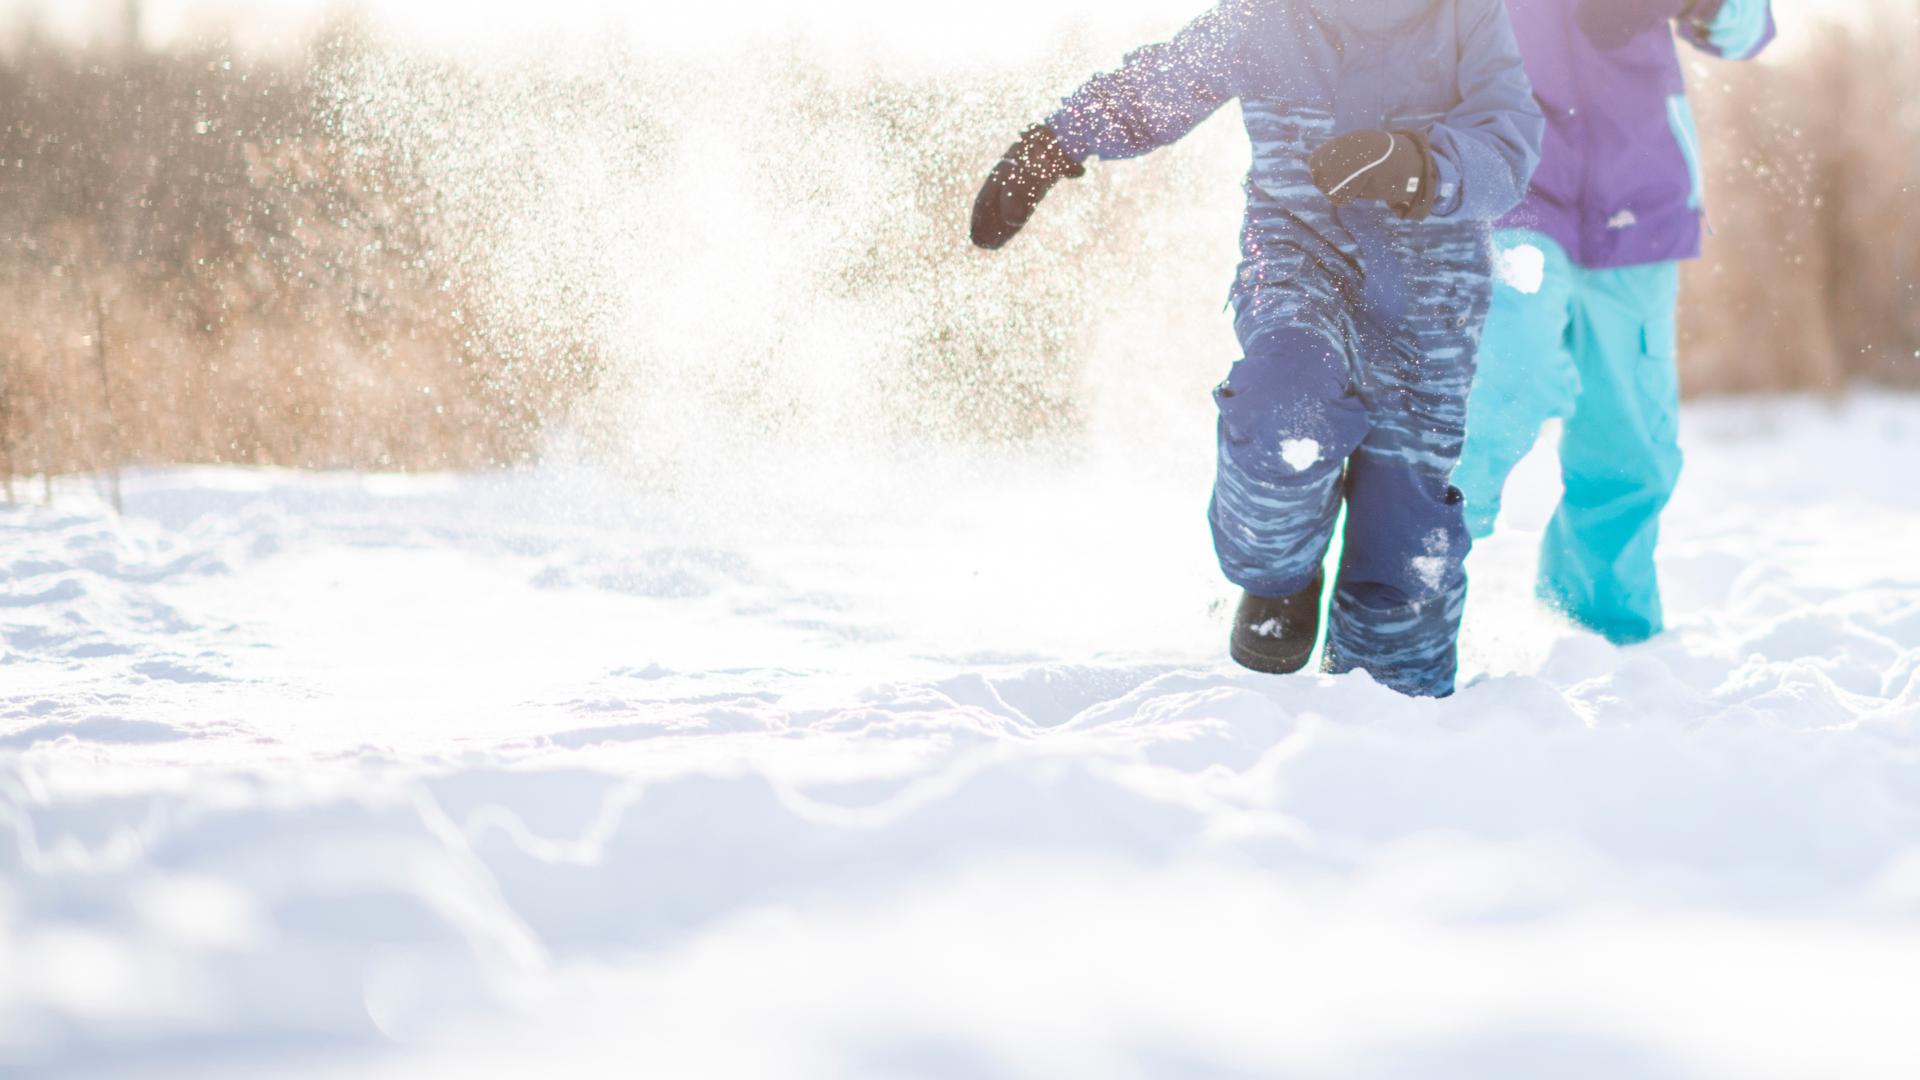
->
xmin=1307 ymin=128 xmax=1441 ymax=222
xmin=969 ymin=124 xmax=1085 ymax=250
xmin=1575 ymin=0 xmax=1694 ymax=50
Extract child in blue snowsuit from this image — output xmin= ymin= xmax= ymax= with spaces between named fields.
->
xmin=1453 ymin=0 xmax=1774 ymax=646
xmin=969 ymin=0 xmax=1542 ymax=696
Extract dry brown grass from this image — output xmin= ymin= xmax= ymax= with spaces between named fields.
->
xmin=4 ymin=13 xmax=1917 ymax=498
xmin=1682 ymin=8 xmax=1920 ymax=394
xmin=0 ymin=29 xmax=575 ymax=492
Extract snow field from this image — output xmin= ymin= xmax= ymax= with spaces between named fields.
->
xmin=3 ymin=393 xmax=1920 ymax=1078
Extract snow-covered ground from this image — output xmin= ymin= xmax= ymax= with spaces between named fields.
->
xmin=4 ymin=393 xmax=1920 ymax=1079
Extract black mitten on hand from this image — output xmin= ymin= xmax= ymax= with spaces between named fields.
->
xmin=969 ymin=124 xmax=1086 ymax=250
xmin=1307 ymin=128 xmax=1441 ymax=222
xmin=1575 ymin=0 xmax=1693 ymax=50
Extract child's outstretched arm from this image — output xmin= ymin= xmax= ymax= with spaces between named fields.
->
xmin=1041 ymin=6 xmax=1238 ymax=164
xmin=969 ymin=5 xmax=1238 ymax=250
xmin=1419 ymin=0 xmax=1545 ymax=223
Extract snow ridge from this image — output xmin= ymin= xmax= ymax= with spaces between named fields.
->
xmin=3 ymin=395 xmax=1920 ymax=1078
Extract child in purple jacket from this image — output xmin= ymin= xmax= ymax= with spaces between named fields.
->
xmin=1453 ymin=0 xmax=1774 ymax=645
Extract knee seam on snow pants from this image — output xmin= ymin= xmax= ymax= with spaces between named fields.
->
xmin=1213 ymin=327 xmax=1370 ymax=484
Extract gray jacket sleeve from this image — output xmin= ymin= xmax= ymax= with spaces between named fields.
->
xmin=1043 ymin=5 xmax=1239 ymax=162
xmin=1425 ymin=0 xmax=1545 ymax=222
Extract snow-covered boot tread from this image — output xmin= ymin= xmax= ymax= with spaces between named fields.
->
xmin=1229 ymin=568 xmax=1324 ymax=675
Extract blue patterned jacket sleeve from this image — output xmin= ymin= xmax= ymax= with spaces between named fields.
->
xmin=1043 ymin=6 xmax=1239 ymax=163
xmin=1425 ymin=0 xmax=1544 ymax=222
xmin=1044 ymin=0 xmax=1539 ymax=222
xmin=1678 ymin=0 xmax=1775 ymax=60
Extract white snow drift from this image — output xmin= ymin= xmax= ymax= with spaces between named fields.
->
xmin=3 ymin=393 xmax=1920 ymax=1079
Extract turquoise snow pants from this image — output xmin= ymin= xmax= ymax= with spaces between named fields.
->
xmin=1453 ymin=230 xmax=1682 ymax=645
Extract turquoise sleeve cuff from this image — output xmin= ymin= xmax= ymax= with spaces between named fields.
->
xmin=1682 ymin=0 xmax=1774 ymax=60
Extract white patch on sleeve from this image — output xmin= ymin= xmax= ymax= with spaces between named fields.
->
xmin=1410 ymin=528 xmax=1452 ymax=593
xmin=1280 ymin=439 xmax=1321 ymax=472
xmin=1493 ymin=244 xmax=1545 ymax=295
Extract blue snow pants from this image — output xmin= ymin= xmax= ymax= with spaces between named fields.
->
xmin=1209 ymin=198 xmax=1488 ymax=698
xmin=1453 ymin=230 xmax=1683 ymax=645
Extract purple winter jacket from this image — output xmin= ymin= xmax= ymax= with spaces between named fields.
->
xmin=1497 ymin=0 xmax=1776 ymax=269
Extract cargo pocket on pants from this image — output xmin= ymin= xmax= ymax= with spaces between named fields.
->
xmin=1636 ymin=311 xmax=1680 ymax=448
